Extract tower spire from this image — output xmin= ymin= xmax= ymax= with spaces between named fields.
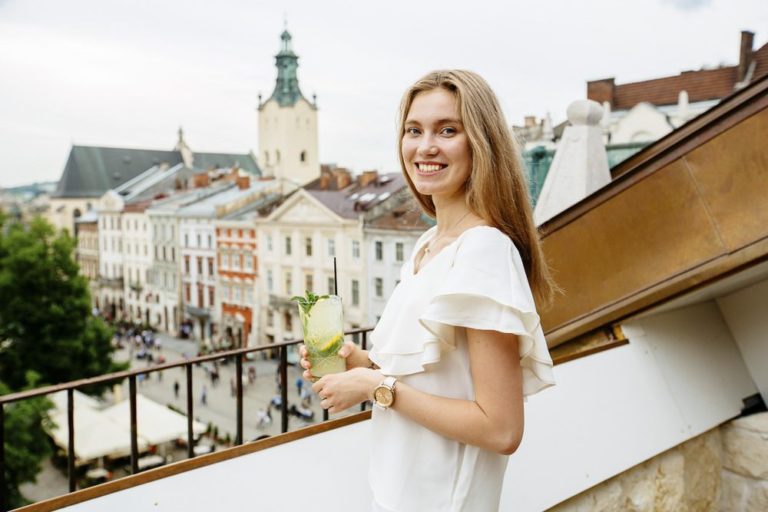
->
xmin=270 ymin=27 xmax=305 ymax=107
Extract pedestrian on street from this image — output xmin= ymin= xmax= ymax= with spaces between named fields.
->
xmin=296 ymin=377 xmax=304 ymax=397
xmin=173 ymin=380 xmax=180 ymax=398
xmin=201 ymin=385 xmax=208 ymax=406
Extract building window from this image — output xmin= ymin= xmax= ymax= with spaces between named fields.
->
xmin=284 ymin=312 xmax=292 ymax=332
xmin=305 ymin=273 xmax=313 ymax=293
xmin=184 ymin=234 xmax=189 ymax=247
xmin=234 ymin=286 xmax=242 ymax=302
xmin=162 ymin=246 xmax=166 ymax=261
xmin=395 ymin=242 xmax=404 ymax=262
xmin=184 ymin=256 xmax=190 ymax=274
xmin=171 ymin=247 xmax=175 ymax=263
xmin=232 ymin=252 xmax=240 ymax=270
xmin=267 ymin=311 xmax=274 ymax=327
xmin=208 ymin=286 xmax=214 ymax=307
xmin=328 ymin=276 xmax=335 ymax=294
xmin=245 ymin=287 xmax=253 ymax=303
xmin=375 ymin=277 xmax=383 ymax=298
xmin=197 ymin=257 xmax=203 ymax=275
xmin=267 ymin=235 xmax=273 ymax=252
xmin=207 ymin=257 xmax=214 ymax=276
xmin=327 ymin=239 xmax=335 ymax=257
xmin=197 ymin=284 xmax=204 ymax=307
xmin=300 ymin=150 xmax=307 ymax=163
xmin=244 ymin=254 xmax=253 ymax=271
xmin=285 ymin=236 xmax=292 ymax=256
xmin=375 ymin=241 xmax=383 ymax=261
xmin=222 ymin=253 xmax=230 ymax=269
xmin=285 ymin=271 xmax=292 ymax=295
xmin=197 ymin=234 xmax=201 ymax=247
xmin=267 ymin=270 xmax=273 ymax=292
xmin=351 ymin=279 xmax=360 ymax=306
xmin=208 ymin=234 xmax=212 ymax=248
xmin=352 ymin=240 xmax=360 ymax=259
xmin=305 ymin=237 xmax=312 ymax=257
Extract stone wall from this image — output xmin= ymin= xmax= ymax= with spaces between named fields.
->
xmin=548 ymin=412 xmax=768 ymax=512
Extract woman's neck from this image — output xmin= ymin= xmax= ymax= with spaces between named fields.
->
xmin=433 ymin=193 xmax=475 ymax=235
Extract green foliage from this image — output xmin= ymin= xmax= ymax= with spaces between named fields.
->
xmin=0 ymin=216 xmax=126 ymax=391
xmin=1 ymin=373 xmax=54 ymax=509
xmin=290 ymin=290 xmax=329 ymax=317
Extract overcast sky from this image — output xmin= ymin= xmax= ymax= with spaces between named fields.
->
xmin=0 ymin=0 xmax=765 ymax=188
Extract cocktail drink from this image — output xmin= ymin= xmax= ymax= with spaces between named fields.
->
xmin=296 ymin=294 xmax=346 ymax=378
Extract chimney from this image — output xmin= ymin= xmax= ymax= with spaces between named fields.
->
xmin=738 ymin=30 xmax=755 ymax=83
xmin=236 ymin=175 xmax=250 ymax=190
xmin=333 ymin=169 xmax=352 ymax=189
xmin=524 ymin=116 xmax=537 ymax=128
xmin=358 ymin=170 xmax=379 ymax=187
xmin=587 ymin=78 xmax=615 ymax=106
xmin=319 ymin=173 xmax=331 ymax=190
xmin=192 ymin=172 xmax=210 ymax=188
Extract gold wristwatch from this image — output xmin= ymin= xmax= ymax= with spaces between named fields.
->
xmin=373 ymin=376 xmax=397 ymax=409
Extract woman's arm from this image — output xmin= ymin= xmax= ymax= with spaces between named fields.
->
xmin=313 ymin=328 xmax=525 ymax=455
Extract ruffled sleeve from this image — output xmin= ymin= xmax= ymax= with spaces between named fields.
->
xmin=418 ymin=229 xmax=555 ymax=398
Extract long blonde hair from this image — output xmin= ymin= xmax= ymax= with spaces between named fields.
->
xmin=397 ymin=70 xmax=557 ymax=307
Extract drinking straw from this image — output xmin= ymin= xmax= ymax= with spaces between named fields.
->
xmin=333 ymin=256 xmax=338 ymax=295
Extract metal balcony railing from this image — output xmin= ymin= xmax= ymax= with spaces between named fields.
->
xmin=0 ymin=327 xmax=374 ymax=512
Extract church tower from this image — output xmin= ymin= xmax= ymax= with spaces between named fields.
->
xmin=258 ymin=29 xmax=320 ymax=185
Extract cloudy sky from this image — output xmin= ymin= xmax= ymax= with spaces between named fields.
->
xmin=0 ymin=0 xmax=765 ymax=187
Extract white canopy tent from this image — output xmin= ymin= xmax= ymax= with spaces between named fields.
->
xmin=101 ymin=394 xmax=207 ymax=445
xmin=48 ymin=404 xmax=147 ymax=465
xmin=47 ymin=392 xmax=203 ymax=464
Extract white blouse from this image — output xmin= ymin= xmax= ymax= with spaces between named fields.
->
xmin=368 ymin=226 xmax=555 ymax=512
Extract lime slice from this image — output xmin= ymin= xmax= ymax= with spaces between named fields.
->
xmin=319 ymin=333 xmax=343 ymax=354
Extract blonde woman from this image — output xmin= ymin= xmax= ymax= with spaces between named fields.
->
xmin=301 ymin=70 xmax=557 ymax=511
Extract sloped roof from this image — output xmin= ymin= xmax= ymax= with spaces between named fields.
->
xmin=193 ymin=152 xmax=261 ymax=175
xmin=612 ymin=67 xmax=739 ymax=109
xmin=53 ymin=146 xmax=182 ymax=198
xmin=366 ymin=200 xmax=434 ymax=231
xmin=53 ymin=146 xmax=261 ymax=199
xmin=306 ymin=173 xmax=406 ymax=219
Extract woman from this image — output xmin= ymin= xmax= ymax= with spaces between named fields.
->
xmin=301 ymin=70 xmax=557 ymax=511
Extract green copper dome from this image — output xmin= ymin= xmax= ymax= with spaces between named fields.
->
xmin=268 ymin=29 xmax=308 ymax=107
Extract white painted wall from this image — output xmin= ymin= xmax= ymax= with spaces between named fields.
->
xmin=717 ymin=278 xmax=768 ymax=405
xmin=258 ymin=98 xmax=319 ymax=185
xmin=60 ymin=298 xmax=757 ymax=512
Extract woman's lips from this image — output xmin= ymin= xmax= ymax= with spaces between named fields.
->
xmin=415 ymin=162 xmax=448 ymax=175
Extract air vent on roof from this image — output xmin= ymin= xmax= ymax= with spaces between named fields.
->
xmin=379 ymin=175 xmax=393 ymax=184
xmin=349 ymin=193 xmax=360 ymax=201
xmin=359 ymin=193 xmax=376 ymax=202
xmin=378 ymin=192 xmax=391 ymax=201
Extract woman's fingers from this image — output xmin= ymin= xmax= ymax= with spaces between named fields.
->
xmin=338 ymin=341 xmax=357 ymax=358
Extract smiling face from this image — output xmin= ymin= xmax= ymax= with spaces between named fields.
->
xmin=401 ymin=88 xmax=472 ymax=202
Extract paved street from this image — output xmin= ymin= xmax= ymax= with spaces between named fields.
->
xmin=113 ymin=332 xmax=358 ymax=443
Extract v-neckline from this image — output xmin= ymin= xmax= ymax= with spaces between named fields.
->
xmin=411 ymin=225 xmax=491 ymax=276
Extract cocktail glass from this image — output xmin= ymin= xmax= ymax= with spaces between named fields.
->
xmin=299 ymin=295 xmax=346 ymax=378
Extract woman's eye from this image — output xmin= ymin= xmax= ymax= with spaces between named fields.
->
xmin=441 ymin=127 xmax=456 ymax=136
xmin=405 ymin=127 xmax=421 ymax=136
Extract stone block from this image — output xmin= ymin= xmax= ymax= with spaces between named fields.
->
xmin=723 ymin=425 xmax=768 ymax=479
xmin=682 ymin=429 xmax=722 ymax=511
xmin=624 ymin=459 xmax=657 ymax=512
xmin=654 ymin=450 xmax=685 ymax=511
xmin=731 ymin=412 xmax=768 ymax=434
xmin=719 ymin=471 xmax=746 ymax=512
xmin=746 ymin=482 xmax=768 ymax=512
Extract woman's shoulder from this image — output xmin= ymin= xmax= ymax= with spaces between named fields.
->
xmin=452 ymin=226 xmax=522 ymax=271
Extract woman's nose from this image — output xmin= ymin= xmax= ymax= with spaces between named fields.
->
xmin=417 ymin=136 xmax=438 ymax=156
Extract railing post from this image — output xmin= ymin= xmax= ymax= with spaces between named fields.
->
xmin=360 ymin=330 xmax=368 ymax=412
xmin=1 ymin=403 xmax=6 ymax=512
xmin=235 ymin=354 xmax=243 ymax=445
xmin=186 ymin=364 xmax=194 ymax=459
xmin=280 ymin=346 xmax=288 ymax=433
xmin=67 ymin=389 xmax=76 ymax=492
xmin=129 ymin=376 xmax=138 ymax=474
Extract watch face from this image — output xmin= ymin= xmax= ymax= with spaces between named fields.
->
xmin=375 ymin=386 xmax=394 ymax=407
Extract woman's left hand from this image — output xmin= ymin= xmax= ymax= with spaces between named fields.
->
xmin=312 ymin=368 xmax=381 ymax=414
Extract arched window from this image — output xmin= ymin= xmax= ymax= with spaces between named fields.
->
xmin=276 ymin=150 xmax=281 ymax=163
xmin=300 ymin=150 xmax=307 ymax=163
xmin=264 ymin=151 xmax=270 ymax=164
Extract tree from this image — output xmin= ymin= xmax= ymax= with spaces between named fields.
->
xmin=0 ymin=213 xmax=128 ymax=505
xmin=0 ymin=214 xmax=126 ymax=389
xmin=1 ymin=374 xmax=53 ymax=510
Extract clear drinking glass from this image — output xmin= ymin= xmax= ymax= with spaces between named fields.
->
xmin=299 ymin=295 xmax=346 ymax=378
